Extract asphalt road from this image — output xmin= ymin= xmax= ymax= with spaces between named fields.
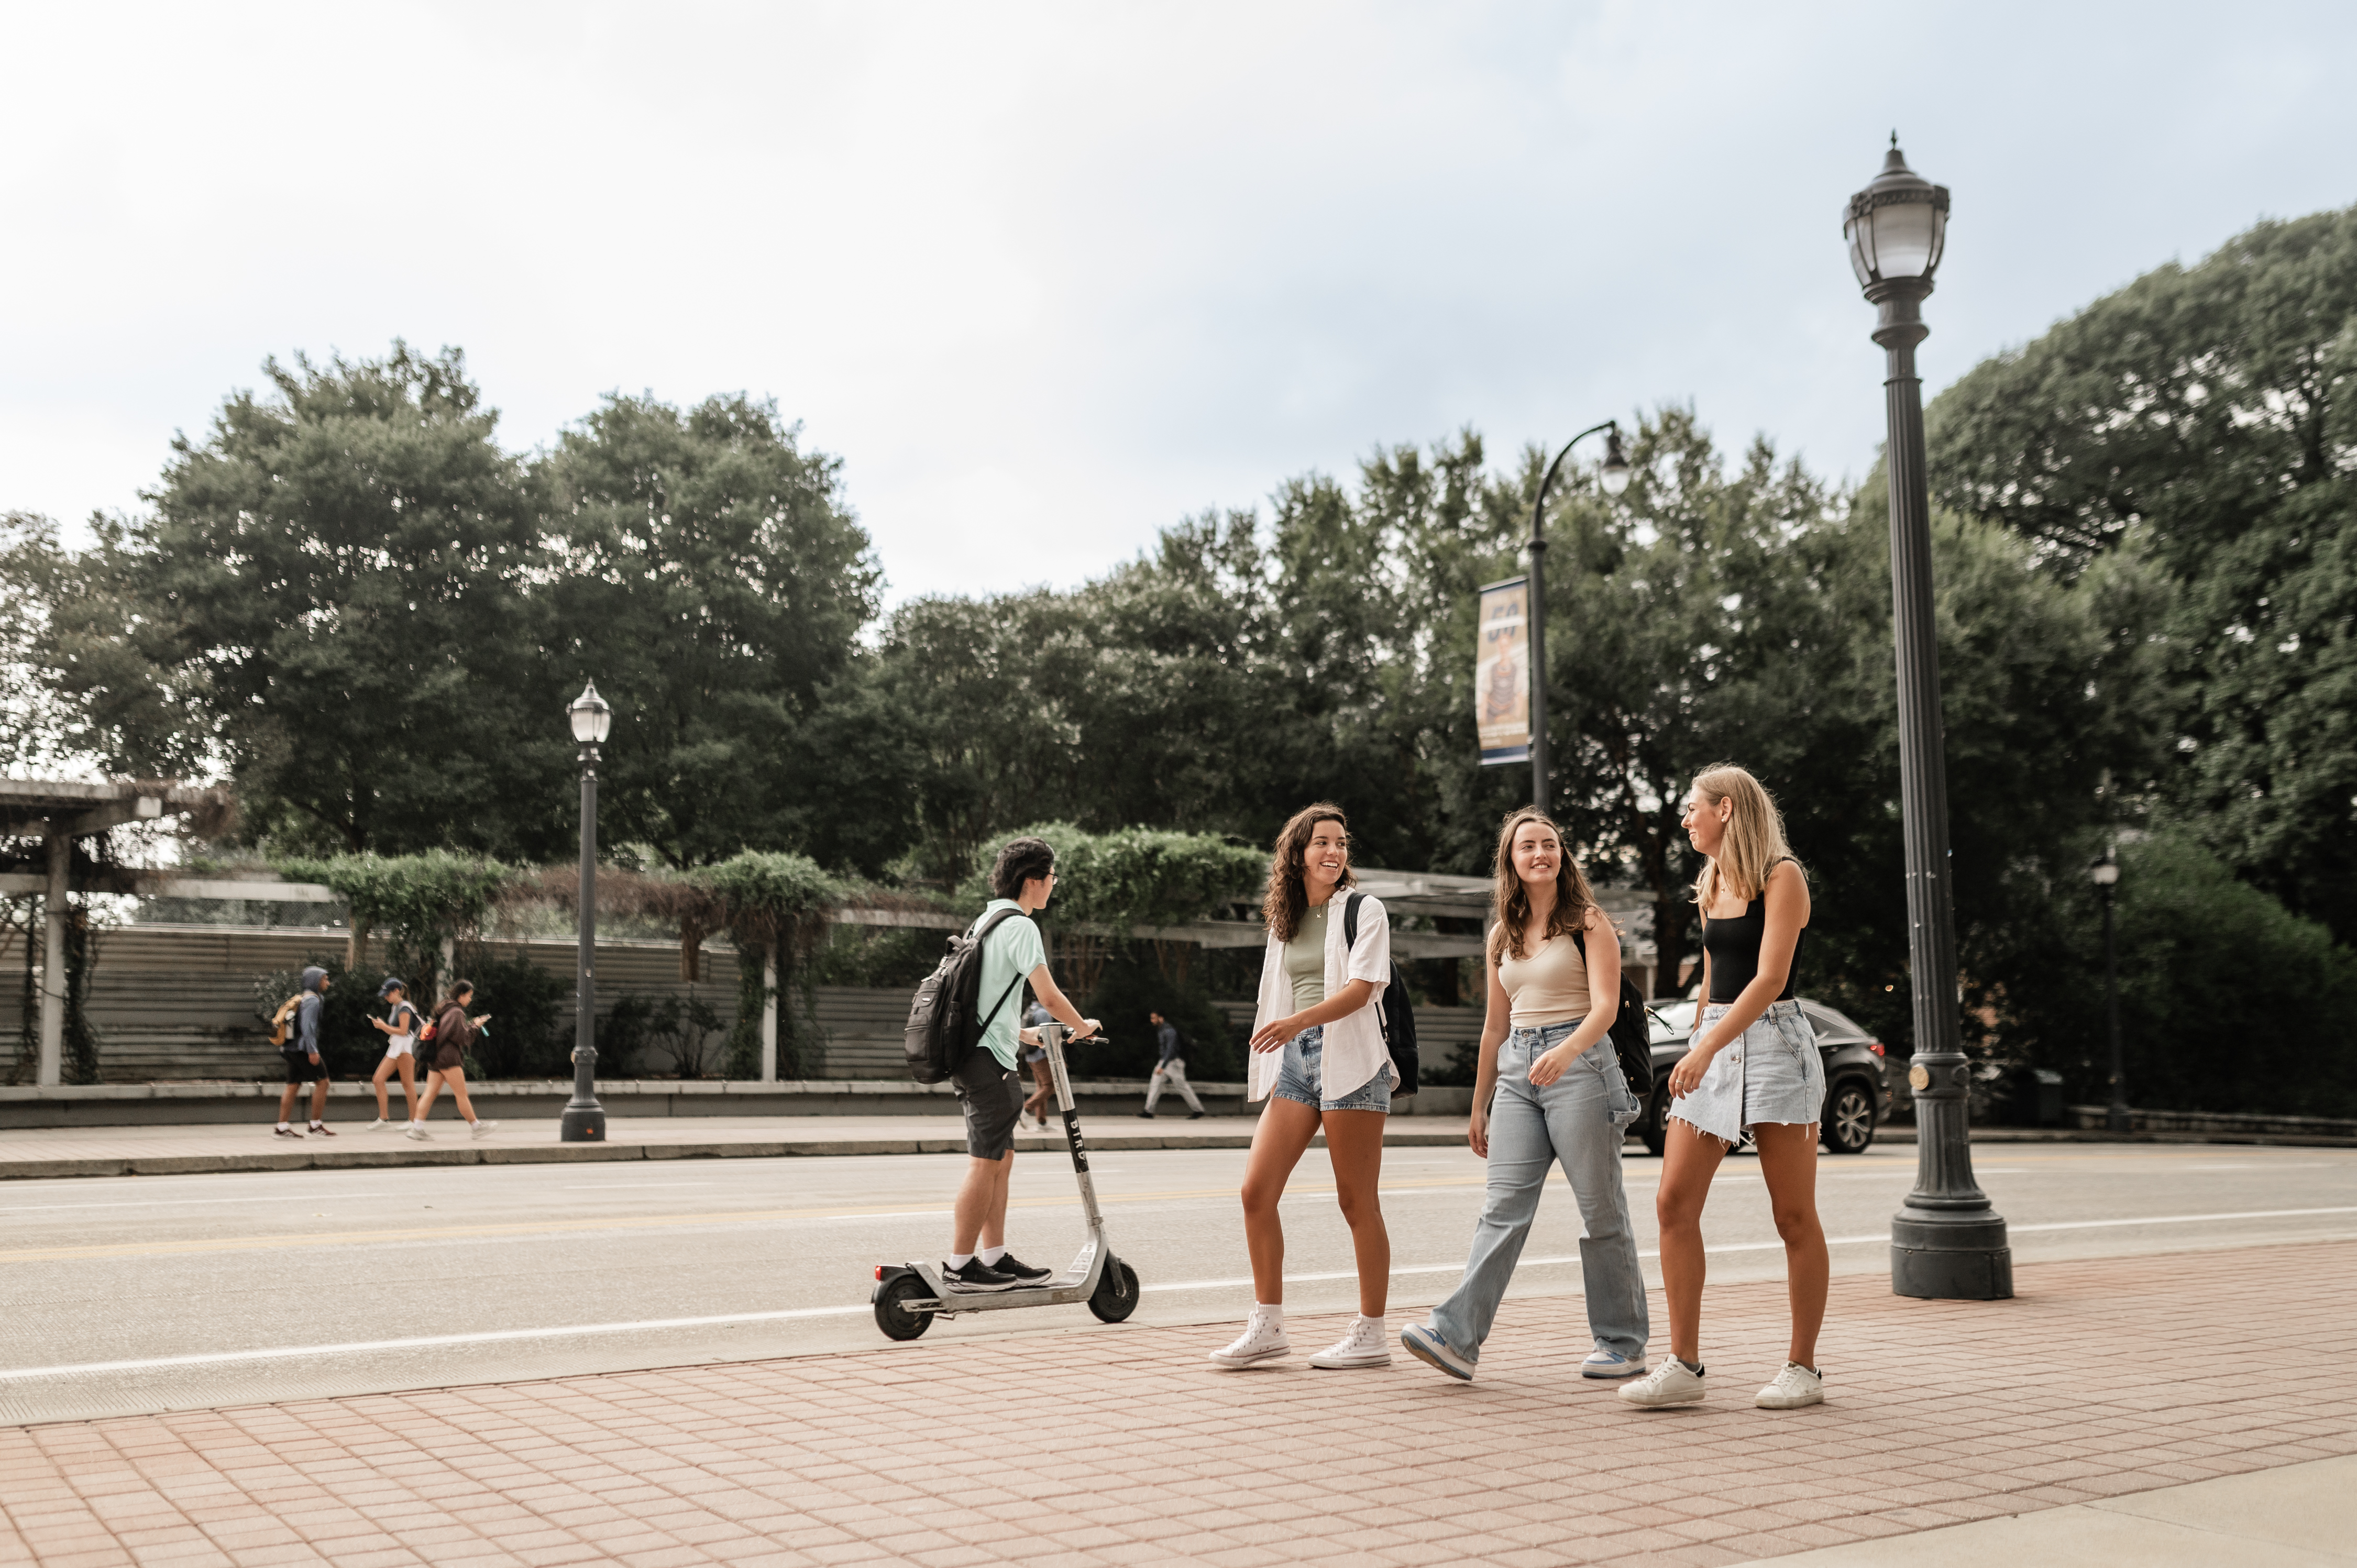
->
xmin=3 ymin=1138 xmax=2352 ymax=1425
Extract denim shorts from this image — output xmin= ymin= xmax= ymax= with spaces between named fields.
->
xmin=1670 ymin=999 xmax=1823 ymax=1147
xmin=1270 ymin=1025 xmax=1392 ymax=1114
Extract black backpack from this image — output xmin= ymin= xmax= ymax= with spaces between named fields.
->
xmin=904 ymin=908 xmax=1027 ymax=1084
xmin=1342 ymin=891 xmax=1418 ymax=1097
xmin=1571 ymin=927 xmax=1654 ymax=1096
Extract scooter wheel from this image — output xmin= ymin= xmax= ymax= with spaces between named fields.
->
xmin=1087 ymin=1260 xmax=1140 ymax=1323
xmin=874 ymin=1273 xmax=934 ymax=1341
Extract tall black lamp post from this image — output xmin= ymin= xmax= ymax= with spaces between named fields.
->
xmin=561 ymin=681 xmax=612 ymax=1143
xmin=2091 ymin=849 xmax=2128 ymax=1132
xmin=1526 ymin=423 xmax=1632 ymax=810
xmin=1846 ymin=136 xmax=2012 ymax=1300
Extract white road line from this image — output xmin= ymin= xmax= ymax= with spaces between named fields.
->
xmin=0 ymin=1193 xmax=397 ymax=1214
xmin=559 ymin=1183 xmax=716 ymax=1190
xmin=6 ymin=1207 xmax=2352 ymax=1384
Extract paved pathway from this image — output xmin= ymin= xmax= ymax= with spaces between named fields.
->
xmin=4 ymin=1239 xmax=2351 ymax=1566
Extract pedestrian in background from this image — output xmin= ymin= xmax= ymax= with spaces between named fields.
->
xmin=1622 ymin=764 xmax=1826 ymax=1412
xmin=1210 ymin=803 xmax=1397 ymax=1371
xmin=1138 ymin=1010 xmax=1206 ymax=1120
xmin=1402 ymin=807 xmax=1648 ymax=1384
xmin=939 ymin=836 xmax=1101 ymax=1292
xmin=407 ymin=980 xmax=499 ymax=1141
xmin=273 ymin=965 xmax=334 ymax=1139
xmin=1019 ymin=999 xmax=1055 ymax=1132
xmin=366 ymin=977 xmax=422 ymax=1131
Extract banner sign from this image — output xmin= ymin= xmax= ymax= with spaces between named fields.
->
xmin=1475 ymin=575 xmax=1532 ymax=766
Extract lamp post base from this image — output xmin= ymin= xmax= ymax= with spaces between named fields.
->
xmin=560 ymin=1107 xmax=607 ymax=1142
xmin=1891 ymin=1212 xmax=2012 ymax=1300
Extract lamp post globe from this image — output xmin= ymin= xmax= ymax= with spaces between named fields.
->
xmin=1525 ymin=418 xmax=1626 ymax=811
xmin=1849 ymin=137 xmax=2011 ymax=1301
xmin=561 ymin=680 xmax=610 ymax=1142
xmin=2092 ymin=849 xmax=2128 ymax=1133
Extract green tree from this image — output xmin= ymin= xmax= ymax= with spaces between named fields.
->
xmin=45 ymin=344 xmax=561 ymax=855
xmin=1926 ymin=206 xmax=2357 ymax=937
xmin=537 ymin=394 xmax=885 ymax=870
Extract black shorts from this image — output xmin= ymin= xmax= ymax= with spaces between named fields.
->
xmin=953 ymin=1050 xmax=1021 ymax=1160
xmin=281 ymin=1050 xmax=327 ymax=1085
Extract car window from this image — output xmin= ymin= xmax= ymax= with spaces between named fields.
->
xmin=1799 ymin=1000 xmax=1863 ymax=1041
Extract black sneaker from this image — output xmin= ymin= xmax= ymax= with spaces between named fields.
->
xmin=1136 ymin=1110 xmax=1155 ymax=1119
xmin=944 ymin=1257 xmax=1020 ymax=1292
xmin=1188 ymin=1111 xmax=1206 ymax=1120
xmin=992 ymin=1252 xmax=1052 ymax=1285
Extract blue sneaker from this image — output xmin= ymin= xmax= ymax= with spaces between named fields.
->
xmin=1582 ymin=1348 xmax=1647 ymax=1379
xmin=1400 ymin=1323 xmax=1475 ymax=1381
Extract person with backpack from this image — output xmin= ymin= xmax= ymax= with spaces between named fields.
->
xmin=1209 ymin=803 xmax=1397 ymax=1371
xmin=366 ymin=977 xmax=423 ymax=1131
xmin=1138 ymin=1010 xmax=1206 ymax=1120
xmin=272 ymin=966 xmax=335 ymax=1139
xmin=1620 ymin=764 xmax=1825 ymax=1412
xmin=1400 ymin=807 xmax=1649 ymax=1384
xmin=405 ymin=979 xmax=498 ymax=1141
xmin=938 ymin=836 xmax=1100 ymax=1292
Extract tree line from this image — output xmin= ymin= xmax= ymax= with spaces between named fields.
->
xmin=4 ymin=204 xmax=2353 ymax=1115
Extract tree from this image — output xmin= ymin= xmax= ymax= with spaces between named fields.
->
xmin=45 ymin=344 xmax=562 ymax=856
xmin=537 ymin=394 xmax=884 ymax=870
xmin=1926 ymin=206 xmax=2357 ymax=938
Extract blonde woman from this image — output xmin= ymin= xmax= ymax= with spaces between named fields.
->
xmin=1209 ymin=803 xmax=1397 ymax=1371
xmin=1402 ymin=808 xmax=1647 ymax=1383
xmin=1621 ymin=765 xmax=1827 ymax=1411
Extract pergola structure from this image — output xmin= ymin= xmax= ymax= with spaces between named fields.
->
xmin=0 ymin=778 xmax=245 ymax=1086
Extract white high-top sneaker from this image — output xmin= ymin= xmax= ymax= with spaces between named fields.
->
xmin=1309 ymin=1315 xmax=1392 ymax=1368
xmin=1208 ymin=1310 xmax=1291 ymax=1368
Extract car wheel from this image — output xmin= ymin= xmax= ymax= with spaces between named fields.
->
xmin=1639 ymin=1090 xmax=1669 ymax=1157
xmin=1822 ymin=1079 xmax=1877 ymax=1155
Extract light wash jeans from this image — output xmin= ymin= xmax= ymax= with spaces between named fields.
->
xmin=1425 ymin=1021 xmax=1648 ymax=1363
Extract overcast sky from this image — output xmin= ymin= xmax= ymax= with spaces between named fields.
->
xmin=5 ymin=2 xmax=2352 ymax=606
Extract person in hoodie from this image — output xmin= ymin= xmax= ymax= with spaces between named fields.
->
xmin=274 ymin=966 xmax=335 ymax=1139
xmin=407 ymin=979 xmax=498 ymax=1141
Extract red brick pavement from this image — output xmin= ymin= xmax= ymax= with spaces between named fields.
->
xmin=4 ymin=1241 xmax=2354 ymax=1568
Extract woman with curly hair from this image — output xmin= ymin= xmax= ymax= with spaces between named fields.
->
xmin=1208 ymin=803 xmax=1398 ymax=1371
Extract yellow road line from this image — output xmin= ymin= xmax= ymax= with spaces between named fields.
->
xmin=0 ymin=1177 xmax=1493 ymax=1264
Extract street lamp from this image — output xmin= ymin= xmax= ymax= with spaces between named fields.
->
xmin=1526 ymin=421 xmax=1631 ymax=811
xmin=2091 ymin=849 xmax=2127 ymax=1133
xmin=561 ymin=680 xmax=612 ymax=1143
xmin=1846 ymin=136 xmax=2012 ymax=1300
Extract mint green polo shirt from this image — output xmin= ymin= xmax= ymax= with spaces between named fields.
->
xmin=975 ymin=899 xmax=1047 ymax=1070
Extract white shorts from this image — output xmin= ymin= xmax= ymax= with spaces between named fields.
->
xmin=382 ymin=1035 xmax=415 ymax=1059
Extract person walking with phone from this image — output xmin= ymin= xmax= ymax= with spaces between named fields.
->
xmin=1209 ymin=803 xmax=1397 ymax=1371
xmin=939 ymin=836 xmax=1102 ymax=1292
xmin=406 ymin=980 xmax=499 ymax=1141
xmin=1018 ymin=1000 xmax=1055 ymax=1133
xmin=1621 ymin=764 xmax=1827 ymax=1411
xmin=1401 ymin=807 xmax=1648 ymax=1383
xmin=273 ymin=966 xmax=335 ymax=1139
xmin=1138 ymin=1010 xmax=1206 ymax=1120
xmin=366 ymin=977 xmax=422 ymax=1131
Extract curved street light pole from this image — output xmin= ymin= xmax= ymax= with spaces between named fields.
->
xmin=1847 ymin=138 xmax=2011 ymax=1300
xmin=1526 ymin=421 xmax=1630 ymax=812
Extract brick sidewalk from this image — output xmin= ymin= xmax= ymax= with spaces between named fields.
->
xmin=5 ymin=1242 xmax=2353 ymax=1567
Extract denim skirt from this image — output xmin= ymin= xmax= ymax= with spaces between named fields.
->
xmin=1668 ymin=998 xmax=1822 ymax=1147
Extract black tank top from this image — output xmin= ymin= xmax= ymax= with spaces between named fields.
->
xmin=1701 ymin=859 xmax=1804 ymax=1004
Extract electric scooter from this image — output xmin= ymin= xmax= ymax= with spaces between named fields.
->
xmin=870 ymin=1023 xmax=1140 ymax=1340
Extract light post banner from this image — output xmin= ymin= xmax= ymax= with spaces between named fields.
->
xmin=1475 ymin=575 xmax=1532 ymax=765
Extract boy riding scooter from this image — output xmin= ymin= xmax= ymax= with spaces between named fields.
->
xmin=941 ymin=836 xmax=1102 ymax=1292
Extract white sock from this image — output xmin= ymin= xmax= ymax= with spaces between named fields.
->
xmin=309 ymin=1120 xmax=325 ymax=1129
xmin=276 ymin=1121 xmax=290 ymax=1131
xmin=1254 ymin=1302 xmax=1283 ymax=1329
xmin=949 ymin=1252 xmax=973 ymax=1269
xmin=977 ymin=1245 xmax=1006 ymax=1266
xmin=1356 ymin=1313 xmax=1384 ymax=1330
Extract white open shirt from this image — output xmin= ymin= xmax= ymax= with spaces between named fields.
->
xmin=1247 ymin=890 xmax=1396 ymax=1103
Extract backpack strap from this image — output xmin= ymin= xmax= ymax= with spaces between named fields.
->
xmin=1342 ymin=891 xmax=1362 ymax=948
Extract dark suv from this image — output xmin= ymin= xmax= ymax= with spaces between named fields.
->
xmin=1633 ymin=998 xmax=1890 ymax=1156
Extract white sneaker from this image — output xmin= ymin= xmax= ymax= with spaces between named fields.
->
xmin=1208 ymin=1313 xmax=1291 ymax=1368
xmin=1582 ymin=1349 xmax=1648 ymax=1379
xmin=1309 ymin=1315 xmax=1392 ymax=1369
xmin=403 ymin=1125 xmax=432 ymax=1141
xmin=366 ymin=1118 xmax=390 ymax=1132
xmin=1619 ymin=1357 xmax=1708 ymax=1407
xmin=470 ymin=1120 xmax=498 ymax=1139
xmin=1755 ymin=1362 xmax=1824 ymax=1409
xmin=1400 ymin=1323 xmax=1474 ymax=1381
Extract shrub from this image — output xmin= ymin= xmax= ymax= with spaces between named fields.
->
xmin=443 ymin=954 xmax=571 ymax=1079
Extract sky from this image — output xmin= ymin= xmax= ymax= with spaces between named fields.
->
xmin=5 ymin=1 xmax=2353 ymax=608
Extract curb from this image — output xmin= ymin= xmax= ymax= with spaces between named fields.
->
xmin=0 ymin=1127 xmax=1476 ymax=1182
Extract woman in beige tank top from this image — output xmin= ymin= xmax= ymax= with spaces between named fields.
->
xmin=1400 ymin=807 xmax=1650 ymax=1383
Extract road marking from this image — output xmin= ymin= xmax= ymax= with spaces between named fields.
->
xmin=559 ymin=1183 xmax=717 ymax=1190
xmin=0 ymin=1192 xmax=398 ymax=1214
